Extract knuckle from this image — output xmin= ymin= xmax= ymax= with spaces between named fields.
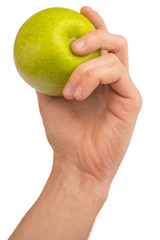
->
xmin=134 ymin=89 xmax=143 ymax=111
xmin=107 ymin=53 xmax=120 ymax=62
xmin=86 ymin=68 xmax=97 ymax=79
xmin=112 ymin=61 xmax=123 ymax=72
xmin=75 ymin=64 xmax=86 ymax=76
xmin=128 ymin=89 xmax=143 ymax=114
xmin=119 ymin=35 xmax=128 ymax=49
xmin=111 ymin=61 xmax=126 ymax=80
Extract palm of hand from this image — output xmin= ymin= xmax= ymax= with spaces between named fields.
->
xmin=37 ymin=83 xmax=138 ymax=184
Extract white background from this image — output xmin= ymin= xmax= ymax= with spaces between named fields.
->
xmin=0 ymin=0 xmax=160 ymax=239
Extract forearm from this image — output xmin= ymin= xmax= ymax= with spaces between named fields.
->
xmin=9 ymin=158 xmax=109 ymax=240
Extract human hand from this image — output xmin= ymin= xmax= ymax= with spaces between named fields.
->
xmin=8 ymin=6 xmax=143 ymax=240
xmin=37 ymin=6 xmax=142 ymax=198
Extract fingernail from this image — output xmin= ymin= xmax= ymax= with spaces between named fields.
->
xmin=63 ymin=82 xmax=72 ymax=96
xmin=74 ymin=85 xmax=82 ymax=97
xmin=73 ymin=38 xmax=85 ymax=49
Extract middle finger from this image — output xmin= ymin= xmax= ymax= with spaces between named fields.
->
xmin=63 ymin=53 xmax=119 ymax=99
xmin=71 ymin=30 xmax=129 ymax=71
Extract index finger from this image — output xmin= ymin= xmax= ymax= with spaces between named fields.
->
xmin=81 ymin=6 xmax=108 ymax=31
xmin=79 ymin=6 xmax=129 ymax=71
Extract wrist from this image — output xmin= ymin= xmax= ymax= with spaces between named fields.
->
xmin=44 ymin=155 xmax=110 ymax=210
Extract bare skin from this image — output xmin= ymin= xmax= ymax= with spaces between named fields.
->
xmin=9 ymin=6 xmax=142 ymax=240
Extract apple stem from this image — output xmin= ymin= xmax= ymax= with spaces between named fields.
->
xmin=69 ymin=37 xmax=77 ymax=45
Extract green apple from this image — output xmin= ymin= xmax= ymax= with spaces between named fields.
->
xmin=14 ymin=7 xmax=101 ymax=96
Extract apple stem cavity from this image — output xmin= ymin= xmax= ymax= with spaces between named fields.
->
xmin=69 ymin=37 xmax=77 ymax=45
